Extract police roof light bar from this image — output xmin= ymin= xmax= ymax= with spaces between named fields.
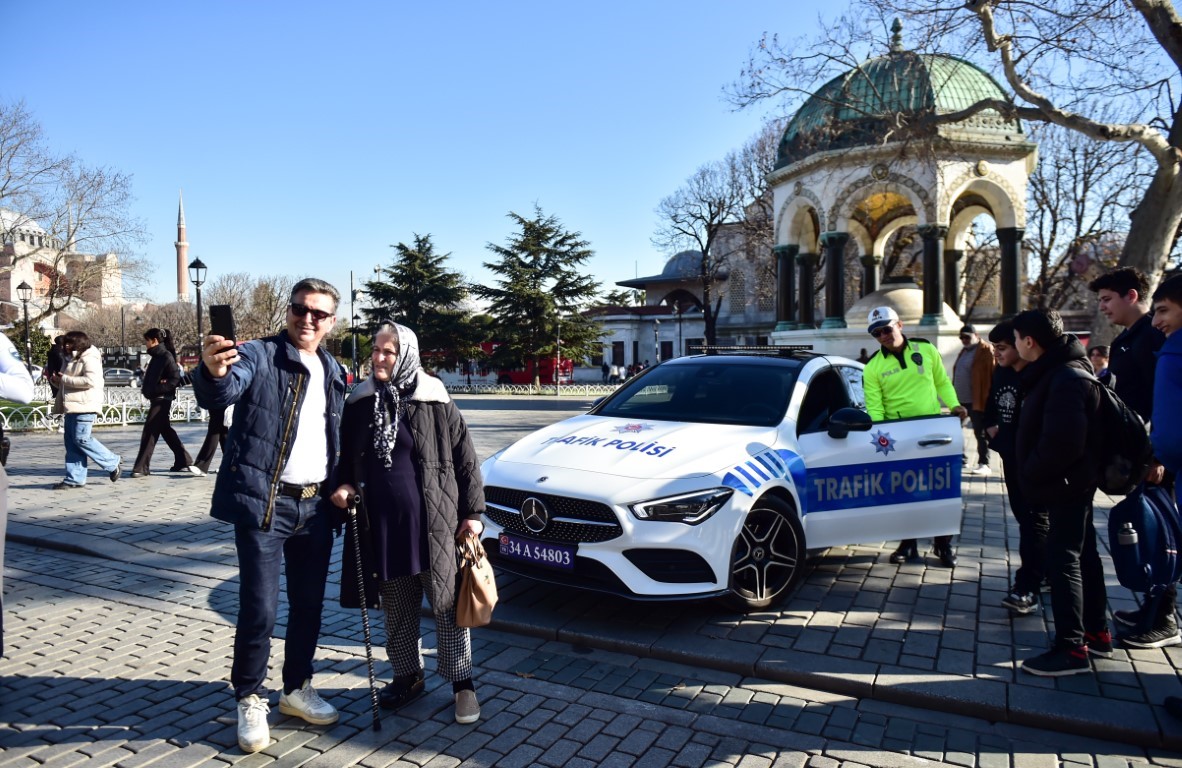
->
xmin=688 ymin=344 xmax=814 ymax=357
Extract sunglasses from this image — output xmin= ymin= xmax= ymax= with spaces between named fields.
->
xmin=870 ymin=326 xmax=895 ymax=339
xmin=290 ymin=302 xmax=334 ymax=323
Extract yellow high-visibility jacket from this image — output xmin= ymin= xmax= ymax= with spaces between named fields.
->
xmin=863 ymin=337 xmax=960 ymax=421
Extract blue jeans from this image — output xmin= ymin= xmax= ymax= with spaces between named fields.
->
xmin=63 ymin=413 xmax=120 ymax=486
xmin=231 ymin=495 xmax=333 ymax=699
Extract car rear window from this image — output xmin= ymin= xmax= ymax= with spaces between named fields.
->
xmin=595 ymin=361 xmax=801 ymax=426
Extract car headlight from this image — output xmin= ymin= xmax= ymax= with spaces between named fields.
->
xmin=628 ymin=488 xmax=734 ymax=525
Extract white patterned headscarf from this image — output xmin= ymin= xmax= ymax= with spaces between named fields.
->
xmin=373 ymin=323 xmax=422 ymax=468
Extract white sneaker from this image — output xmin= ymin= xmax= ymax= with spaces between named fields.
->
xmin=278 ymin=679 xmax=339 ymax=725
xmin=968 ymin=464 xmax=991 ymax=475
xmin=185 ymin=465 xmax=206 ymax=476
xmin=237 ymin=694 xmax=270 ymax=753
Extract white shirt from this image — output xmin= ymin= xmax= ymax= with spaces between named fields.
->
xmin=279 ymin=349 xmax=328 ymax=485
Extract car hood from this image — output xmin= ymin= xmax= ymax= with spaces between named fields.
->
xmin=487 ymin=414 xmax=779 ymax=480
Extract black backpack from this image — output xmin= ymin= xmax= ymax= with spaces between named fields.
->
xmin=1067 ymin=368 xmax=1153 ymax=496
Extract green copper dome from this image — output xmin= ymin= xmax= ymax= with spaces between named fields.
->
xmin=777 ymin=25 xmax=1022 ymax=168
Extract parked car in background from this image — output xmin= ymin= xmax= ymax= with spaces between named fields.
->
xmin=103 ymin=368 xmax=138 ymax=388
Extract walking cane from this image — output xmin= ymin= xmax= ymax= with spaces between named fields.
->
xmin=347 ymin=494 xmax=382 ymax=732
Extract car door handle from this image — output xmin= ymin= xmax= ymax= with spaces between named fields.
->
xmin=918 ymin=436 xmax=953 ymax=447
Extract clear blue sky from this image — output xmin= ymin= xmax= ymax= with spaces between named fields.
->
xmin=6 ymin=1 xmax=841 ymax=311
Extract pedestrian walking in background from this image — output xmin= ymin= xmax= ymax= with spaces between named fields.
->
xmin=42 ymin=335 xmax=66 ymax=431
xmin=1089 ymin=267 xmax=1173 ymax=647
xmin=1012 ymin=309 xmax=1109 ymax=676
xmin=43 ymin=335 xmax=65 ymax=397
xmin=952 ymin=324 xmax=995 ymax=475
xmin=333 ymin=322 xmax=487 ymax=726
xmin=192 ymin=278 xmax=347 ymax=754
xmin=49 ymin=331 xmax=122 ymax=489
xmin=130 ymin=328 xmax=197 ymax=478
xmin=192 ymin=406 xmax=228 ymax=476
xmin=1088 ymin=345 xmax=1116 ymax=389
xmin=861 ymin=306 xmax=967 ymax=568
xmin=985 ymin=321 xmax=1047 ymax=616
xmin=0 ymin=333 xmax=35 ymax=655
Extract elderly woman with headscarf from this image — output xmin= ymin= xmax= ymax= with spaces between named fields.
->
xmin=332 ymin=322 xmax=487 ymax=725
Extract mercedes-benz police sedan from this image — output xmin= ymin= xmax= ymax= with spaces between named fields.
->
xmin=479 ymin=351 xmax=964 ymax=610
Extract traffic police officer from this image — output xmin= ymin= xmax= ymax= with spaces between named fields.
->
xmin=863 ymin=306 xmax=967 ymax=567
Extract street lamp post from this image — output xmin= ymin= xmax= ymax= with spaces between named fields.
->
xmin=120 ymin=304 xmax=126 ymax=366
xmin=352 ymin=313 xmax=361 ymax=380
xmin=16 ymin=281 xmax=32 ymax=375
xmin=555 ymin=318 xmax=561 ymax=396
xmin=188 ymin=258 xmax=207 ymax=351
xmin=653 ymin=318 xmax=661 ymax=363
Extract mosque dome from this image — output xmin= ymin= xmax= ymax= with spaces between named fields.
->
xmin=777 ymin=20 xmax=1023 ymax=169
xmin=662 ymin=250 xmax=702 ymax=279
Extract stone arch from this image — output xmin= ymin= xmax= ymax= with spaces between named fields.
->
xmin=873 ymin=215 xmax=919 ymax=258
xmin=947 ymin=204 xmax=994 ymax=251
xmin=828 ymin=172 xmax=936 ymax=233
xmin=659 ymin=288 xmax=702 ymax=311
xmin=775 ymin=185 xmax=824 ymax=247
xmin=940 ymin=171 xmax=1021 ymax=229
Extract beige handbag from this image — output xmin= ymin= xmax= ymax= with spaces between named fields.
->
xmin=456 ymin=533 xmax=497 ymax=628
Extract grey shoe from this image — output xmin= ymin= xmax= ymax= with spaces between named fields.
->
xmin=454 ymin=689 xmax=480 ymax=724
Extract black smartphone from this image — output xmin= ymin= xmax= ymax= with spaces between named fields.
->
xmin=209 ymin=304 xmax=236 ymax=343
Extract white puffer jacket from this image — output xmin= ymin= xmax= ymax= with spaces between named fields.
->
xmin=57 ymin=346 xmax=105 ymax=414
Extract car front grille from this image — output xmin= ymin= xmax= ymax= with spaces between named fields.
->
xmin=484 ymin=486 xmax=623 ymax=543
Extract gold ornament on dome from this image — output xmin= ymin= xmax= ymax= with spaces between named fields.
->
xmin=871 ymin=163 xmax=889 ymax=181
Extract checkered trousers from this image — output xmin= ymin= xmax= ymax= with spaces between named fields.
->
xmin=378 ymin=572 xmax=473 ymax=682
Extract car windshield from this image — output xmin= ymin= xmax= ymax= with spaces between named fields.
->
xmin=594 ymin=359 xmax=803 ymax=427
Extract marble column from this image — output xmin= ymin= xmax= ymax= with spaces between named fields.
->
xmin=774 ymin=244 xmax=799 ymax=331
xmin=919 ymin=225 xmax=949 ymax=326
xmin=820 ymin=232 xmax=850 ymax=328
xmin=997 ymin=227 xmax=1025 ymax=318
xmin=860 ymin=254 xmax=881 ymax=297
xmin=943 ymin=248 xmax=964 ymax=316
xmin=796 ymin=252 xmax=820 ymax=328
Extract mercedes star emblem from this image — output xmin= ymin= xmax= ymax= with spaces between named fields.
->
xmin=520 ymin=497 xmax=550 ymax=534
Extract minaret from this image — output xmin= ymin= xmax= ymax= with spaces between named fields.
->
xmin=175 ymin=191 xmax=190 ymax=302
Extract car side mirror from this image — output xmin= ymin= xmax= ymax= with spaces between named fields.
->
xmin=827 ymin=407 xmax=872 ymax=439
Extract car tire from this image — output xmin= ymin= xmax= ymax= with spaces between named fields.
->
xmin=723 ymin=495 xmax=805 ymax=611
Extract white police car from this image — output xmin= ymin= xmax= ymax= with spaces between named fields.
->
xmin=479 ymin=350 xmax=964 ymax=610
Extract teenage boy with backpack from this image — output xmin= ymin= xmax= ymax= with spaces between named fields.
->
xmin=1091 ymin=267 xmax=1174 ymax=647
xmin=985 ymin=320 xmax=1048 ymax=616
xmin=1012 ymin=309 xmax=1111 ymax=676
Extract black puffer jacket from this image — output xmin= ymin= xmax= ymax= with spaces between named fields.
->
xmin=141 ymin=344 xmax=182 ymax=401
xmin=1015 ymin=334 xmax=1103 ymax=505
xmin=338 ymin=371 xmax=485 ymax=612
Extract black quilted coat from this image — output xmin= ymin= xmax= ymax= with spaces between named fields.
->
xmin=338 ymin=372 xmax=485 ymax=612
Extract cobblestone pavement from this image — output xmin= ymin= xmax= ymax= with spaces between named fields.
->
xmin=3 ymin=395 xmax=1182 ymax=766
